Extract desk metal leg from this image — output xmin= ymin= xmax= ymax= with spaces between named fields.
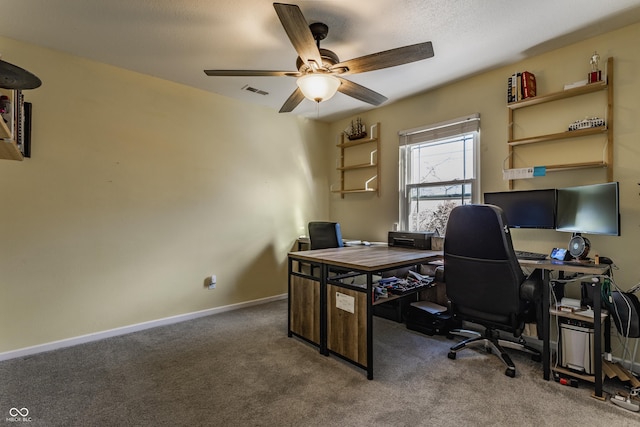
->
xmin=320 ymin=263 xmax=328 ymax=356
xmin=366 ymin=272 xmax=374 ymax=380
xmin=593 ymin=280 xmax=603 ymax=399
xmin=287 ymin=257 xmax=293 ymax=338
xmin=542 ymin=268 xmax=551 ymax=381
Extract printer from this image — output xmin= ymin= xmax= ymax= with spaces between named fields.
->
xmin=388 ymin=231 xmax=436 ymax=250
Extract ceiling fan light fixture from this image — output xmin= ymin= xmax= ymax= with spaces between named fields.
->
xmin=296 ymin=73 xmax=340 ymax=103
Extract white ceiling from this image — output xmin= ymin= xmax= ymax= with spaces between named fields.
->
xmin=1 ymin=0 xmax=640 ymax=122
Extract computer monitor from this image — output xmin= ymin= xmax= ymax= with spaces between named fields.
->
xmin=483 ymin=189 xmax=556 ymax=229
xmin=556 ymin=182 xmax=620 ymax=236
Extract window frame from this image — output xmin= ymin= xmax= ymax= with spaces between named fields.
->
xmin=398 ymin=114 xmax=481 ymax=233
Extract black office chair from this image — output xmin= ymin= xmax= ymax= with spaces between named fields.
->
xmin=308 ymin=222 xmax=344 ymax=250
xmin=444 ymin=204 xmax=542 ymax=377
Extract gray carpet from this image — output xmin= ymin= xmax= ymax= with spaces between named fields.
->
xmin=1 ymin=299 xmax=639 ymax=426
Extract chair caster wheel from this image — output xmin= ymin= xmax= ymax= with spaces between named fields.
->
xmin=505 ymin=368 xmax=516 ymax=378
xmin=532 ymin=354 xmax=541 ymax=363
xmin=448 ymin=351 xmax=456 ymax=360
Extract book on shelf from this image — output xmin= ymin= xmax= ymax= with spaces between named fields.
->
xmin=507 ymin=71 xmax=536 ymax=103
xmin=521 ymin=71 xmax=536 ymax=99
xmin=511 ymin=73 xmax=519 ymax=102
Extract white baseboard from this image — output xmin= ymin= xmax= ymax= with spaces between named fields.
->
xmin=0 ymin=294 xmax=287 ymax=362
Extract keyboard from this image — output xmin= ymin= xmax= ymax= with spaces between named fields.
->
xmin=515 ymin=250 xmax=547 ymax=260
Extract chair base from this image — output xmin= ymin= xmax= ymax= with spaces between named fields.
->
xmin=447 ymin=329 xmax=541 ymax=377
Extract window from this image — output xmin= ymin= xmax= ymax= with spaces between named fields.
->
xmin=398 ymin=114 xmax=480 ymax=235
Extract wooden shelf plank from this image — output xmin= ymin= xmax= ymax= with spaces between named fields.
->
xmin=552 ymin=365 xmax=603 ymax=383
xmin=337 ymin=163 xmax=377 ymax=171
xmin=550 ymin=308 xmax=608 ymax=322
xmin=336 ymin=137 xmax=378 ymax=148
xmin=508 ymin=80 xmax=608 ymax=110
xmin=508 ymin=126 xmax=607 ymax=146
xmin=545 ymin=161 xmax=607 ymax=172
xmin=0 ymin=139 xmax=24 ymax=161
xmin=331 ymin=188 xmax=377 ymax=194
xmin=0 ymin=119 xmax=11 ymax=139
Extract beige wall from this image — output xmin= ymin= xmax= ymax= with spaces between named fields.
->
xmin=328 ymin=23 xmax=639 ymax=289
xmin=1 ymin=22 xmax=638 ymax=356
xmin=0 ymin=37 xmax=330 ymax=353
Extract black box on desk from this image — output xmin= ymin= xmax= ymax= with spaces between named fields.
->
xmin=388 ymin=231 xmax=435 ymax=249
xmin=406 ymin=301 xmax=460 ymax=336
xmin=373 ymin=294 xmax=415 ymax=323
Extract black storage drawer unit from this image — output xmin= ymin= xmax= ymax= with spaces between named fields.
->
xmin=406 ymin=302 xmax=460 ymax=336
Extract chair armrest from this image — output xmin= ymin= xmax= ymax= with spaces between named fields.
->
xmin=520 ymin=269 xmax=542 ymax=301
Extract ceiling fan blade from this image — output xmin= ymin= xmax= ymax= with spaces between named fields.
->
xmin=279 ymin=87 xmax=305 ymax=113
xmin=273 ymin=3 xmax=322 ymax=67
xmin=204 ymin=70 xmax=300 ymax=77
xmin=337 ymin=78 xmax=387 ymax=106
xmin=332 ymin=42 xmax=434 ymax=75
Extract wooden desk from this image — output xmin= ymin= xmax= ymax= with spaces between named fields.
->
xmin=289 ymin=248 xmax=611 ymax=390
xmin=519 ymin=259 xmax=611 ymax=398
xmin=287 ymin=246 xmax=442 ymax=379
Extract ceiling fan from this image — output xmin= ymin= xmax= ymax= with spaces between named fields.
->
xmin=204 ymin=2 xmax=434 ymax=113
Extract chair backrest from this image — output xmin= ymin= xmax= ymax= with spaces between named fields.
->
xmin=308 ymin=222 xmax=344 ymax=250
xmin=444 ymin=204 xmax=526 ymax=331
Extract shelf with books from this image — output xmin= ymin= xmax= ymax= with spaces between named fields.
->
xmin=508 ymin=79 xmax=608 ymax=109
xmin=0 ymin=89 xmax=25 ymax=161
xmin=506 ymin=57 xmax=613 ymax=189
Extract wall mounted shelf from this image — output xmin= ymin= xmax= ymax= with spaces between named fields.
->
xmin=0 ymin=89 xmax=27 ymax=161
xmin=506 ymin=57 xmax=613 ymax=188
xmin=332 ymin=122 xmax=380 ymax=198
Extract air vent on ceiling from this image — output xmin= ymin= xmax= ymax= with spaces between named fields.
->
xmin=241 ymin=85 xmax=269 ymax=96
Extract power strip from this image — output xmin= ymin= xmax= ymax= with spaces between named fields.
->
xmin=502 ymin=167 xmax=534 ymax=180
xmin=611 ymin=394 xmax=640 ymax=412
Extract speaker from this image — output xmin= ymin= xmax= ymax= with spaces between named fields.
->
xmin=568 ymin=234 xmax=590 ymax=259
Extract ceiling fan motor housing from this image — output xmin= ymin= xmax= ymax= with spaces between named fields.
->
xmin=296 ymin=48 xmax=339 ymax=73
xmin=309 ymin=22 xmax=329 ymax=41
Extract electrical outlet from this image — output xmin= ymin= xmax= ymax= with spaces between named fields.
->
xmin=208 ymin=275 xmax=216 ymax=289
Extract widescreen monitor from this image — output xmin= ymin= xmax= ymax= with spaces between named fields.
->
xmin=483 ymin=189 xmax=556 ymax=229
xmin=556 ymin=182 xmax=620 ymax=236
